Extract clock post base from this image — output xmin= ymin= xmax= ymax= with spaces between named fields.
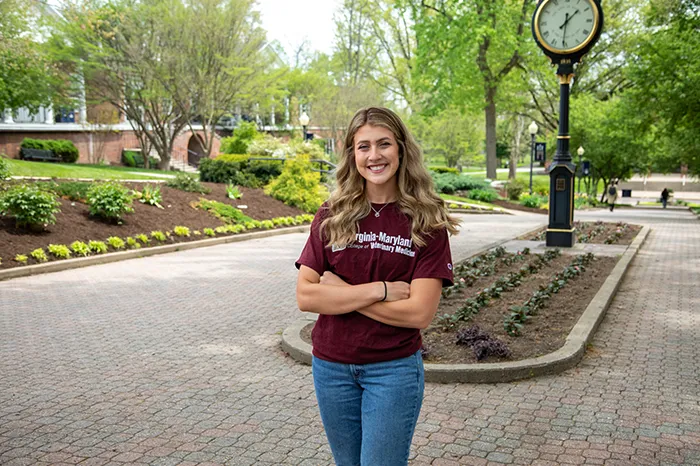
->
xmin=546 ymin=229 xmax=576 ymax=248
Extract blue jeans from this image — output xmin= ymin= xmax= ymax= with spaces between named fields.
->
xmin=312 ymin=351 xmax=424 ymax=466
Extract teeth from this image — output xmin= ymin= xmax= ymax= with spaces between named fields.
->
xmin=369 ymin=165 xmax=386 ymax=172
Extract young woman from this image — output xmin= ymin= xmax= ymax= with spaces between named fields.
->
xmin=295 ymin=107 xmax=459 ymax=465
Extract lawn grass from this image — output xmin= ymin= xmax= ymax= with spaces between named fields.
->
xmin=440 ymin=193 xmax=498 ymax=209
xmin=6 ymin=159 xmax=174 ymax=180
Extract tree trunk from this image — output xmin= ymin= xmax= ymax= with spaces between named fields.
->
xmin=485 ymin=89 xmax=497 ymax=180
xmin=510 ymin=115 xmax=522 ymax=180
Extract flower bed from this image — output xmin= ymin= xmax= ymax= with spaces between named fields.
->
xmin=0 ymin=180 xmax=308 ymax=269
xmin=521 ymin=221 xmax=642 ymax=245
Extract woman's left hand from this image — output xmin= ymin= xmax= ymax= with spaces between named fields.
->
xmin=320 ymin=271 xmax=349 ymax=287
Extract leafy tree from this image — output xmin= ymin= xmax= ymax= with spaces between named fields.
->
xmin=625 ymin=0 xmax=700 ymax=175
xmin=570 ymin=95 xmax=650 ymax=200
xmin=0 ymin=0 xmax=67 ymax=114
xmin=409 ymin=0 xmax=531 ymax=179
xmin=411 ymin=107 xmax=483 ymax=168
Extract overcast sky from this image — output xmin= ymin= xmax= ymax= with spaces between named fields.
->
xmin=254 ymin=0 xmax=342 ymax=60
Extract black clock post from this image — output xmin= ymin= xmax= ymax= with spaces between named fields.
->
xmin=547 ymin=61 xmax=577 ymax=247
xmin=531 ymin=0 xmax=604 ymax=247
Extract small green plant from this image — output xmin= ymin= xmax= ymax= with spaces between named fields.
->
xmin=520 ymin=193 xmax=548 ymax=209
xmin=70 ymin=241 xmax=91 ymax=256
xmin=107 ymin=236 xmax=126 ymax=249
xmin=150 ymin=231 xmax=167 ymax=242
xmin=48 ymin=244 xmax=72 ymax=259
xmin=264 ymin=154 xmax=329 ymax=213
xmin=173 ymin=226 xmax=190 ymax=237
xmin=87 ymin=182 xmax=134 ymax=220
xmin=193 ymin=230 xmax=201 ymax=236
xmin=166 ymin=173 xmax=210 ymax=194
xmin=46 ymin=181 xmax=92 ymax=202
xmin=14 ymin=254 xmax=28 ymax=264
xmin=226 ymin=184 xmax=242 ymax=199
xmin=506 ymin=180 xmax=526 ymax=201
xmin=193 ymin=198 xmax=253 ymax=224
xmin=126 ymin=237 xmax=141 ymax=249
xmin=260 ymin=220 xmax=274 ymax=229
xmin=203 ymin=228 xmax=216 ymax=237
xmin=0 ymin=156 xmax=12 ymax=181
xmin=135 ymin=234 xmax=150 ymax=244
xmin=88 ymin=241 xmax=108 ymax=254
xmin=0 ymin=184 xmax=61 ymax=229
xmin=467 ymin=188 xmax=498 ymax=203
xmin=30 ymin=248 xmax=48 ymax=263
xmin=215 ymin=225 xmax=228 ymax=234
xmin=133 ymin=184 xmax=164 ymax=209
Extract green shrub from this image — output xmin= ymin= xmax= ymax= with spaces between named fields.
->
xmin=520 ymin=193 xmax=548 ymax=208
xmin=431 ymin=172 xmax=489 ymax=194
xmin=48 ymin=244 xmax=71 ymax=259
xmin=107 ymin=236 xmax=125 ymax=249
xmin=86 ymin=182 xmax=134 ymax=220
xmin=533 ymin=179 xmax=549 ymax=196
xmin=134 ymin=184 xmax=164 ymax=208
xmin=166 ymin=172 xmax=210 ymax=194
xmin=260 ymin=220 xmax=274 ymax=229
xmin=431 ymin=166 xmax=459 ymax=174
xmin=203 ymin=227 xmax=216 ymax=237
xmin=30 ymin=248 xmax=48 ymax=263
xmin=126 ymin=237 xmax=140 ymax=248
xmin=150 ymin=231 xmax=166 ymax=242
xmin=173 ymin=226 xmax=190 ymax=237
xmin=467 ymin=188 xmax=498 ymax=202
xmin=265 ymin=154 xmax=329 ymax=213
xmin=88 ymin=241 xmax=108 ymax=254
xmin=0 ymin=184 xmax=61 ymax=228
xmin=220 ymin=121 xmax=260 ymax=154
xmin=194 ymin=198 xmax=253 ymax=224
xmin=35 ymin=181 xmax=92 ymax=202
xmin=21 ymin=138 xmax=79 ymax=163
xmin=70 ymin=241 xmax=91 ymax=256
xmin=506 ymin=180 xmax=526 ymax=201
xmin=226 ymin=184 xmax=242 ymax=199
xmin=246 ymin=159 xmax=283 ymax=184
xmin=121 ymin=150 xmax=159 ymax=168
xmin=0 ymin=156 xmax=10 ymax=181
xmin=14 ymin=254 xmax=28 ymax=264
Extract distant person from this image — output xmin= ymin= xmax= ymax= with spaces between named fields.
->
xmin=607 ymin=180 xmax=618 ymax=212
xmin=661 ymin=188 xmax=670 ymax=209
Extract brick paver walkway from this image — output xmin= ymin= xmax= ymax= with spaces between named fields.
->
xmin=1 ymin=209 xmax=698 ymax=465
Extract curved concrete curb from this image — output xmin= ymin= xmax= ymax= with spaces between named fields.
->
xmin=0 ymin=225 xmax=310 ymax=282
xmin=281 ymin=225 xmax=650 ymax=383
xmin=448 ymin=208 xmax=510 ymax=215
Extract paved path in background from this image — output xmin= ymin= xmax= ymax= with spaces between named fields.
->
xmin=1 ymin=209 xmax=698 ymax=465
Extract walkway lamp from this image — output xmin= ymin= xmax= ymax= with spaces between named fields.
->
xmin=577 ymin=146 xmax=585 ymax=193
xmin=528 ymin=121 xmax=539 ymax=195
xmin=299 ymin=111 xmax=310 ymax=141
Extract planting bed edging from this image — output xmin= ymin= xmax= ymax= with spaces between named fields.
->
xmin=281 ymin=225 xmax=650 ymax=383
xmin=0 ymin=225 xmax=310 ymax=282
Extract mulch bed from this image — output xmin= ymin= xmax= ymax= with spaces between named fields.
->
xmin=0 ymin=180 xmax=304 ymax=269
xmin=301 ymin=245 xmax=628 ymax=364
xmin=520 ymin=221 xmax=642 ymax=245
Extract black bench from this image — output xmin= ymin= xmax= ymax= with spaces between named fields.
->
xmin=20 ymin=148 xmax=62 ymax=163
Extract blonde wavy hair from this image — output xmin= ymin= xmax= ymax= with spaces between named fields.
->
xmin=320 ymin=107 xmax=459 ymax=248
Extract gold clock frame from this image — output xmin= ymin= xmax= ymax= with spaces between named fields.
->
xmin=533 ymin=0 xmax=601 ymax=55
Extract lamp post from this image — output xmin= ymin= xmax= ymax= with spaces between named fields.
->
xmin=577 ymin=146 xmax=585 ymax=194
xmin=528 ymin=121 xmax=538 ymax=195
xmin=299 ymin=111 xmax=310 ymax=141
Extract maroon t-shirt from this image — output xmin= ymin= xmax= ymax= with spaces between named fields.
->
xmin=295 ymin=202 xmax=454 ymax=364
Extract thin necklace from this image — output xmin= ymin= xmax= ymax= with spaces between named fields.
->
xmin=370 ymin=202 xmax=390 ymax=217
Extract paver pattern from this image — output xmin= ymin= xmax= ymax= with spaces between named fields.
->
xmin=1 ymin=209 xmax=698 ymax=465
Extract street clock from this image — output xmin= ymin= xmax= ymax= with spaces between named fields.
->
xmin=533 ymin=0 xmax=603 ymax=64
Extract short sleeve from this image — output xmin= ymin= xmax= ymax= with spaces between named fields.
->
xmin=295 ymin=208 xmax=329 ymax=276
xmin=412 ymin=228 xmax=454 ymax=287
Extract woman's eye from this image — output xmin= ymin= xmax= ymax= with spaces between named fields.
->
xmin=358 ymin=145 xmax=368 ymax=150
xmin=380 ymin=142 xmax=391 ymax=147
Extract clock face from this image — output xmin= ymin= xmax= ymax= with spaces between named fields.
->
xmin=535 ymin=0 xmax=599 ymax=53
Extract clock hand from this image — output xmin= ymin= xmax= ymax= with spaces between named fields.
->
xmin=559 ymin=10 xmax=580 ymax=29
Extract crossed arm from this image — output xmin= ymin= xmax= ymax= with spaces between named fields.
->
xmin=295 ymin=265 xmax=443 ymax=329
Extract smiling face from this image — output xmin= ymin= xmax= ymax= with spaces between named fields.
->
xmin=353 ymin=124 xmax=400 ymax=200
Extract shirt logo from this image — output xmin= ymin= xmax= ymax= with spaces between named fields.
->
xmin=447 ymin=263 xmax=453 ymax=271
xmin=331 ymin=244 xmax=347 ymax=252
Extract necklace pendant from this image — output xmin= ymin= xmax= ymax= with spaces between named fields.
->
xmin=375 ymin=212 xmax=380 ymax=217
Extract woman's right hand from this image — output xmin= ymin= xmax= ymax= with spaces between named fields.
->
xmin=384 ymin=281 xmax=410 ymax=302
